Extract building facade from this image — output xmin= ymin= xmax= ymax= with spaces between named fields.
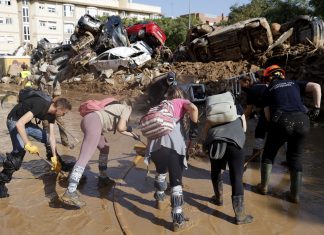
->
xmin=181 ymin=13 xmax=228 ymax=26
xmin=0 ymin=0 xmax=162 ymax=54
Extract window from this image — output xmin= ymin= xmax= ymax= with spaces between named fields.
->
xmin=102 ymin=11 xmax=108 ymax=16
xmin=47 ymin=5 xmax=56 ymax=13
xmin=23 ymin=7 xmax=29 ymax=23
xmin=39 ymin=20 xmax=46 ymax=27
xmin=0 ymin=17 xmax=4 ymax=24
xmin=23 ymin=25 xmax=30 ymax=41
xmin=48 ymin=21 xmax=57 ymax=30
xmin=86 ymin=7 xmax=97 ymax=17
xmin=64 ymin=39 xmax=71 ymax=44
xmin=64 ymin=23 xmax=74 ymax=34
xmin=1 ymin=0 xmax=11 ymax=6
xmin=6 ymin=17 xmax=12 ymax=24
xmin=64 ymin=4 xmax=74 ymax=17
xmin=22 ymin=0 xmax=28 ymax=6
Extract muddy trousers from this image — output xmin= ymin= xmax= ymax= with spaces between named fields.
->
xmin=68 ymin=112 xmax=109 ymax=193
xmin=261 ymin=112 xmax=309 ymax=201
xmin=151 ymin=146 xmax=185 ymax=224
xmin=262 ymin=112 xmax=310 ymax=172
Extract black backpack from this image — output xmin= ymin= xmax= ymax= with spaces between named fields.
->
xmin=18 ymin=88 xmax=52 ymax=103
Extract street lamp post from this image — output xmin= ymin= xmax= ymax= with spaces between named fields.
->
xmin=188 ymin=0 xmax=191 ymax=29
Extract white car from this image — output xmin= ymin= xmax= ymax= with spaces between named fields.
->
xmin=89 ymin=41 xmax=153 ymax=71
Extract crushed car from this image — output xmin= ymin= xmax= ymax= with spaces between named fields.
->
xmin=127 ymin=21 xmax=172 ymax=61
xmin=88 ymin=41 xmax=153 ymax=71
xmin=177 ymin=16 xmax=324 ymax=63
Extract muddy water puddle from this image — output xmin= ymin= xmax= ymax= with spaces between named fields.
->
xmin=0 ymin=84 xmax=324 ymax=234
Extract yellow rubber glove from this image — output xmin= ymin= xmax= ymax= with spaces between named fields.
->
xmin=24 ymin=143 xmax=39 ymax=154
xmin=51 ymin=155 xmax=62 ymax=173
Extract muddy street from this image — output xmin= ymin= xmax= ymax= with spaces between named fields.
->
xmin=0 ymin=83 xmax=323 ymax=235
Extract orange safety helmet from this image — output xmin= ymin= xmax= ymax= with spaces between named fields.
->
xmin=263 ymin=65 xmax=285 ymax=81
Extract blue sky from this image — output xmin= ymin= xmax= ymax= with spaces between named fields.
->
xmin=134 ymin=0 xmax=251 ymax=17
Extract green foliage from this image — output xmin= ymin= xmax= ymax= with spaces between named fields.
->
xmin=310 ymin=0 xmax=324 ymax=19
xmin=228 ymin=0 xmax=313 ymax=24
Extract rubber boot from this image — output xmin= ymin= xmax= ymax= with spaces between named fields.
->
xmin=257 ymin=163 xmax=272 ymax=195
xmin=210 ymin=177 xmax=223 ymax=206
xmin=287 ymin=171 xmax=302 ymax=203
xmin=0 ymin=183 xmax=9 ymax=198
xmin=231 ymin=195 xmax=253 ymax=225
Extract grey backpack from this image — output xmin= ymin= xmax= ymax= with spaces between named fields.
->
xmin=206 ymin=91 xmax=238 ymax=125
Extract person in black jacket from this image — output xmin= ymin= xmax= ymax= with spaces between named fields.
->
xmin=240 ymin=73 xmax=268 ymax=163
xmin=257 ymin=65 xmax=321 ymax=203
xmin=0 ymin=96 xmax=72 ymax=198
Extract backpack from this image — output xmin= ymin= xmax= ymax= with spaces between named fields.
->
xmin=18 ymin=88 xmax=52 ymax=103
xmin=206 ymin=91 xmax=238 ymax=125
xmin=79 ymin=97 xmax=117 ymax=117
xmin=139 ymin=100 xmax=176 ymax=139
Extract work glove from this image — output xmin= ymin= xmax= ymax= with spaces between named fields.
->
xmin=24 ymin=143 xmax=39 ymax=154
xmin=307 ymin=107 xmax=320 ymax=120
xmin=189 ymin=121 xmax=199 ymax=140
xmin=51 ymin=155 xmax=62 ymax=173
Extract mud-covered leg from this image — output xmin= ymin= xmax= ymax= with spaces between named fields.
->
xmin=98 ymin=150 xmax=115 ymax=187
xmin=61 ymin=165 xmax=86 ymax=208
xmin=154 ymin=173 xmax=168 ymax=209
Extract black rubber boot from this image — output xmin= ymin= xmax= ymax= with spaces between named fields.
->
xmin=287 ymin=171 xmax=302 ymax=203
xmin=231 ymin=195 xmax=253 ymax=225
xmin=0 ymin=151 xmax=26 ymax=198
xmin=210 ymin=175 xmax=223 ymax=206
xmin=257 ymin=163 xmax=272 ymax=195
xmin=0 ymin=183 xmax=9 ymax=198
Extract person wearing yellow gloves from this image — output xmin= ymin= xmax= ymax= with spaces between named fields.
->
xmin=0 ymin=94 xmax=72 ymax=198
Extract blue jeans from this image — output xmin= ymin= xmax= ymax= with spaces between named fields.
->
xmin=7 ymin=119 xmax=48 ymax=153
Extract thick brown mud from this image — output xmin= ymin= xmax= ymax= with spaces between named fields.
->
xmin=0 ymin=83 xmax=323 ymax=235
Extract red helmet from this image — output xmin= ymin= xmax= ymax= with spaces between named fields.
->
xmin=263 ymin=65 xmax=285 ymax=81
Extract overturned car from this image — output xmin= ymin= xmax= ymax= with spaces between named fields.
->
xmin=177 ymin=16 xmax=324 ymax=63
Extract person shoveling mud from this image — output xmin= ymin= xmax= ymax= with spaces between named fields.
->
xmin=0 ymin=91 xmax=72 ymax=198
xmin=60 ymin=97 xmax=140 ymax=208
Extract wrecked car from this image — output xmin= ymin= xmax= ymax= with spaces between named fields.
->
xmin=280 ymin=15 xmax=324 ymax=48
xmin=70 ymin=14 xmax=102 ymax=53
xmin=127 ymin=21 xmax=166 ymax=48
xmin=95 ymin=15 xmax=130 ymax=54
xmin=89 ymin=41 xmax=153 ymax=71
xmin=178 ymin=16 xmax=324 ymax=63
xmin=187 ymin=17 xmax=273 ymax=62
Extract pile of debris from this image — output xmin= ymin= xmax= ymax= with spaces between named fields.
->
xmin=1 ymin=14 xmax=324 ymax=106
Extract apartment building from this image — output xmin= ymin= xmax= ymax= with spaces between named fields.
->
xmin=181 ymin=13 xmax=228 ymax=26
xmin=0 ymin=0 xmax=162 ymax=54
